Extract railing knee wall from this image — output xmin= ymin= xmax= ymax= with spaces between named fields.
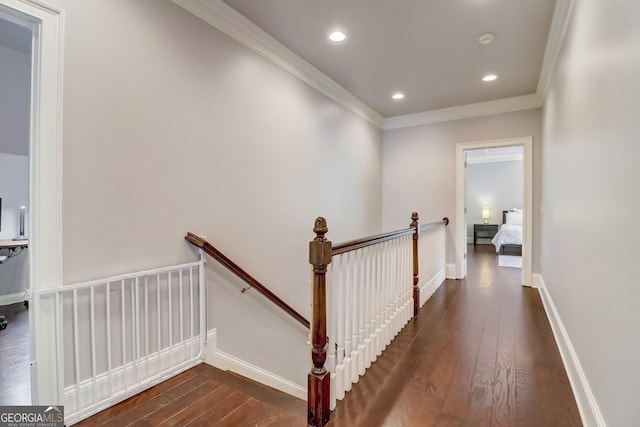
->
xmin=308 ymin=213 xmax=448 ymax=426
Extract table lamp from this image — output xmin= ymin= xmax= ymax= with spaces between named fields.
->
xmin=482 ymin=207 xmax=490 ymax=224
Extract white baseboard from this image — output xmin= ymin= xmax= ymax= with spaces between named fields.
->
xmin=0 ymin=291 xmax=26 ymax=306
xmin=205 ymin=329 xmax=306 ymax=400
xmin=531 ymin=273 xmax=544 ymax=288
xmin=536 ymin=275 xmax=606 ymax=427
xmin=445 ymin=263 xmax=457 ymax=279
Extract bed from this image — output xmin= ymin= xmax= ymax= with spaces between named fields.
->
xmin=491 ymin=210 xmax=523 ymax=256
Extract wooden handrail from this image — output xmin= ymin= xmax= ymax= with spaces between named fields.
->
xmin=419 ymin=217 xmax=449 ymax=232
xmin=332 ymin=228 xmax=415 ymax=255
xmin=185 ymin=232 xmax=310 ymax=329
xmin=332 ymin=217 xmax=449 ymax=256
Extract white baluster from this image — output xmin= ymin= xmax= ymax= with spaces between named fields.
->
xmin=326 ymin=262 xmax=337 ymax=410
xmin=363 ymin=245 xmax=372 ymax=369
xmin=335 ymin=254 xmax=345 ymax=400
xmin=342 ymin=251 xmax=350 ymax=392
xmin=349 ymin=250 xmax=359 ymax=383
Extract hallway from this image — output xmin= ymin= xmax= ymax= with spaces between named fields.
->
xmin=330 ymin=244 xmax=581 ymax=426
xmin=76 ymin=244 xmax=581 ymax=426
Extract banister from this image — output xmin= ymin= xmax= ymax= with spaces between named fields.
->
xmin=418 ymin=217 xmax=449 ymax=232
xmin=331 ymin=229 xmax=415 ymax=255
xmin=332 ymin=217 xmax=449 ymax=256
xmin=185 ymin=232 xmax=310 ymax=329
xmin=307 ymin=213 xmax=449 ymax=425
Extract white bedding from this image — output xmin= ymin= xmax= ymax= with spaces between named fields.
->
xmin=491 ymin=224 xmax=522 ymax=252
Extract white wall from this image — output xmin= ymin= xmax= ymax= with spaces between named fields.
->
xmin=541 ymin=0 xmax=640 ymax=426
xmin=465 ymin=160 xmax=523 ymax=241
xmin=50 ymin=0 xmax=382 ymax=389
xmin=0 ymin=153 xmax=29 ymax=300
xmin=382 ymin=109 xmax=542 ymax=270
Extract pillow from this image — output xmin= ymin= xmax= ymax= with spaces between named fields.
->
xmin=506 ymin=211 xmax=522 ymax=226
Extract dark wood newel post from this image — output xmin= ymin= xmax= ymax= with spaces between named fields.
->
xmin=410 ymin=212 xmax=420 ymax=317
xmin=308 ymin=217 xmax=332 ymax=426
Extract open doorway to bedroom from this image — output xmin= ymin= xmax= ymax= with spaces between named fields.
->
xmin=465 ymin=146 xmax=523 ymax=268
xmin=455 ymin=137 xmax=533 ymax=286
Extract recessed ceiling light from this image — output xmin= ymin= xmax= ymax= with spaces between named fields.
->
xmin=392 ymin=92 xmax=405 ymax=100
xmin=478 ymin=33 xmax=495 ymax=45
xmin=482 ymin=74 xmax=498 ymax=82
xmin=329 ymin=31 xmax=346 ymax=42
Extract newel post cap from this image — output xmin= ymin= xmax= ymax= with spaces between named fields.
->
xmin=310 ymin=217 xmax=332 ymax=266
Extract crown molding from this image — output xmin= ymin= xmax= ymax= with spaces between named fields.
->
xmin=172 ymin=0 xmax=384 ymax=129
xmin=174 ymin=0 xmax=574 ymax=132
xmin=383 ymin=93 xmax=542 ymax=130
xmin=536 ymin=0 xmax=576 ymax=100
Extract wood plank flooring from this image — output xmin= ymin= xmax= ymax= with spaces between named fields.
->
xmin=73 ymin=363 xmax=306 ymax=426
xmin=72 ymin=244 xmax=581 ymax=426
xmin=0 ymin=302 xmax=31 ymax=405
xmin=329 ymin=244 xmax=581 ymax=427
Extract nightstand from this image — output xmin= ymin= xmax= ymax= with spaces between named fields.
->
xmin=474 ymin=224 xmax=498 ymax=244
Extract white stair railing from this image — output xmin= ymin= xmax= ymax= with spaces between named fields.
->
xmin=32 ymin=255 xmax=206 ymax=425
xmin=307 ymin=213 xmax=449 ymax=425
xmin=327 ymin=233 xmax=413 ymax=406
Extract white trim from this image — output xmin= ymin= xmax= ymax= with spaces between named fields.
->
xmin=0 ymin=0 xmax=64 ymax=407
xmin=172 ymin=0 xmax=574 ymax=131
xmin=455 ymin=137 xmax=533 ymax=285
xmin=205 ymin=329 xmax=306 ymax=400
xmin=536 ymin=275 xmax=607 ymax=427
xmin=445 ymin=263 xmax=456 ymax=279
xmin=466 ymin=152 xmax=523 ymax=165
xmin=531 ymin=273 xmax=544 ymax=289
xmin=171 ymin=0 xmax=384 ymax=129
xmin=384 ymin=94 xmax=542 ymax=130
xmin=536 ymin=0 xmax=576 ymax=99
xmin=0 ymin=291 xmax=27 ymax=305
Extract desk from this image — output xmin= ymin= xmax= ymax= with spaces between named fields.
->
xmin=0 ymin=239 xmax=29 ymax=249
xmin=0 ymin=240 xmax=28 ymax=262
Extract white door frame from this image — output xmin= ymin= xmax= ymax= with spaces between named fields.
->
xmin=0 ymin=0 xmax=63 ymax=405
xmin=455 ymin=136 xmax=533 ymax=286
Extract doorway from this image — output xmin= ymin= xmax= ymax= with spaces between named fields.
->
xmin=455 ymin=137 xmax=533 ymax=286
xmin=0 ymin=12 xmax=32 ymax=405
xmin=0 ymin=0 xmax=63 ymax=406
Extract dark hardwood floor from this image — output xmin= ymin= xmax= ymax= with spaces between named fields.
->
xmin=330 ymin=244 xmax=581 ymax=427
xmin=73 ymin=363 xmax=307 ymax=426
xmin=73 ymin=244 xmax=581 ymax=426
xmin=0 ymin=301 xmax=31 ymax=405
